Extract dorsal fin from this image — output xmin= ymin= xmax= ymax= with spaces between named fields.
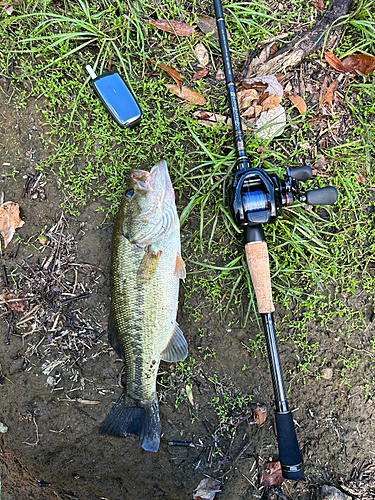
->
xmin=160 ymin=323 xmax=188 ymax=362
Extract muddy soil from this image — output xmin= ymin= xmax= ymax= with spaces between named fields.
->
xmin=0 ymin=85 xmax=374 ymax=500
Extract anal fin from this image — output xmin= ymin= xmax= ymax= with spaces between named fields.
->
xmin=160 ymin=323 xmax=188 ymax=362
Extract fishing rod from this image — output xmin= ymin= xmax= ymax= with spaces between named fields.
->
xmin=213 ymin=0 xmax=338 ymax=480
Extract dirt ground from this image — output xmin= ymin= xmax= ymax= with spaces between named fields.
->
xmin=0 ymin=73 xmax=375 ymax=500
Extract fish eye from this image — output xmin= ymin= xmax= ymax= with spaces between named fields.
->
xmin=125 ymin=189 xmax=134 ymax=199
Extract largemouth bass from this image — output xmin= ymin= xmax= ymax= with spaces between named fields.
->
xmin=99 ymin=160 xmax=187 ymax=452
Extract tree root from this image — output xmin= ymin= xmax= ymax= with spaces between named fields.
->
xmin=247 ymin=0 xmax=354 ymax=77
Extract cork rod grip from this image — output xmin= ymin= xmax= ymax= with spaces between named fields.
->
xmin=245 ymin=241 xmax=275 ymax=314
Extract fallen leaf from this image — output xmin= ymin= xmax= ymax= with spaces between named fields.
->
xmin=250 ymin=404 xmax=267 ymax=425
xmin=357 ymin=174 xmax=368 ymax=183
xmin=243 ymin=75 xmax=283 ymax=97
xmin=193 ymin=478 xmax=221 ymax=500
xmin=193 ymin=110 xmax=231 ymax=128
xmin=149 ymin=19 xmax=196 ymax=37
xmin=318 ymin=75 xmax=329 ymax=106
xmin=186 ymin=384 xmax=194 ymax=406
xmin=315 ymin=156 xmax=327 ymax=170
xmin=0 ymin=292 xmax=27 ymax=312
xmin=256 ymin=105 xmax=286 ymax=139
xmin=262 ymin=94 xmax=282 ymax=111
xmin=289 ymin=95 xmax=307 ymax=114
xmin=0 ymin=201 xmax=25 ymax=248
xmin=323 ymin=81 xmax=337 ymax=104
xmin=165 ymin=84 xmax=206 ymax=105
xmin=254 ymin=105 xmax=263 ymax=118
xmin=342 ymin=53 xmax=375 ymax=75
xmin=260 ymin=461 xmax=284 ymax=487
xmin=237 ymin=88 xmax=259 ymax=111
xmin=197 ymin=14 xmax=217 ymax=36
xmin=195 ymin=43 xmax=209 ymax=67
xmin=5 ymin=5 xmax=13 ymax=15
xmin=242 ymin=106 xmax=255 ymax=117
xmin=310 ymin=0 xmax=325 ymax=10
xmin=147 ymin=59 xmax=182 ymax=87
xmin=215 ymin=69 xmax=225 ymax=81
xmin=324 ymin=52 xmax=354 ymax=73
xmin=191 ymin=68 xmax=208 ymax=82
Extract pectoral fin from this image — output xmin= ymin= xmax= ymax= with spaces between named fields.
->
xmin=137 ymin=246 xmax=162 ymax=284
xmin=174 ymin=254 xmax=186 ymax=280
xmin=161 ymin=323 xmax=188 ymax=362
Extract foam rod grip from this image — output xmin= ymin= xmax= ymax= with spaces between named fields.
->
xmin=275 ymin=412 xmax=303 ymax=480
xmin=245 ymin=242 xmax=275 ymax=314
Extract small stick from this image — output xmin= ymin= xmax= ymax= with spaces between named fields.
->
xmin=17 ymin=304 xmax=41 ymax=326
xmin=2 ymin=265 xmax=8 ymax=286
xmin=168 ymin=441 xmax=195 ymax=447
xmin=5 ymin=311 xmax=12 ymax=344
xmin=60 ymin=293 xmax=90 ymax=306
xmin=93 ymin=331 xmax=105 ymax=342
xmin=72 ymin=404 xmax=97 ymax=421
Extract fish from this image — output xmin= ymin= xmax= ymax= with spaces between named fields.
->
xmin=99 ymin=160 xmax=187 ymax=452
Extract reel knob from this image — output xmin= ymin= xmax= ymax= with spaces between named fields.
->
xmin=305 ymin=186 xmax=338 ymax=206
xmin=289 ymin=166 xmax=313 ymax=181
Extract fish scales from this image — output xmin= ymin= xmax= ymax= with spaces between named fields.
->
xmin=100 ymin=160 xmax=187 ymax=452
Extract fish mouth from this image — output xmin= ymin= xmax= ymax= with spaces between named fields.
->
xmin=130 ymin=160 xmax=170 ymax=194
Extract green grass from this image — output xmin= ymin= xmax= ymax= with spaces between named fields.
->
xmin=1 ymin=0 xmax=375 ymax=396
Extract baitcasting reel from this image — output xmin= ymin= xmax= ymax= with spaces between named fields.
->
xmin=232 ymin=163 xmax=338 ymax=227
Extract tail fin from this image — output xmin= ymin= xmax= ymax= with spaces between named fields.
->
xmin=99 ymin=394 xmax=161 ymax=452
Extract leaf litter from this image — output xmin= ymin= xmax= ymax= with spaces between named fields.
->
xmin=0 ymin=213 xmax=107 ymax=396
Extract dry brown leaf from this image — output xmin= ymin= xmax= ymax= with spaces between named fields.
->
xmin=191 ymin=68 xmax=208 ymax=82
xmin=324 ymin=52 xmax=354 ymax=73
xmin=323 ymin=81 xmax=337 ymax=104
xmin=196 ymin=14 xmax=217 ymax=35
xmin=289 ymin=95 xmax=307 ymax=114
xmin=147 ymin=58 xmax=182 ymax=87
xmin=315 ymin=156 xmax=327 ymax=170
xmin=237 ymin=88 xmax=259 ymax=111
xmin=318 ymin=75 xmax=329 ymax=106
xmin=149 ymin=19 xmax=196 ymax=37
xmin=243 ymin=75 xmax=283 ymax=97
xmin=0 ymin=292 xmax=27 ymax=311
xmin=357 ymin=174 xmax=368 ymax=183
xmin=195 ymin=43 xmax=209 ymax=67
xmin=193 ymin=111 xmax=231 ymax=128
xmin=342 ymin=53 xmax=375 ymax=75
xmin=0 ymin=201 xmax=25 ymax=248
xmin=242 ymin=106 xmax=255 ymax=117
xmin=193 ymin=478 xmax=221 ymax=500
xmin=310 ymin=0 xmax=325 ymax=11
xmin=262 ymin=94 xmax=282 ymax=111
xmin=250 ymin=404 xmax=267 ymax=425
xmin=186 ymin=384 xmax=194 ymax=406
xmin=165 ymin=84 xmax=206 ymax=105
xmin=215 ymin=69 xmax=225 ymax=81
xmin=260 ymin=461 xmax=284 ymax=487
